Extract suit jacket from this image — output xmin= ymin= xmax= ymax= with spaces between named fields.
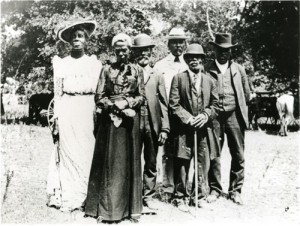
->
xmin=206 ymin=60 xmax=251 ymax=128
xmin=144 ymin=67 xmax=170 ymax=135
xmin=168 ymin=70 xmax=220 ymax=160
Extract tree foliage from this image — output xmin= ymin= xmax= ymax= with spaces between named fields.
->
xmin=1 ymin=0 xmax=299 ymax=95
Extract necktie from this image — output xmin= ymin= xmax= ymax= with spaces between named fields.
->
xmin=174 ymin=56 xmax=180 ymax=62
xmin=193 ymin=74 xmax=197 ymax=88
xmin=192 ymin=73 xmax=198 ymax=95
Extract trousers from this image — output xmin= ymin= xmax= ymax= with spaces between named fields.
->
xmin=208 ymin=110 xmax=245 ymax=194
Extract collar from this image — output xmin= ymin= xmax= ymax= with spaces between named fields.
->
xmin=142 ymin=64 xmax=152 ymax=74
xmin=168 ymin=54 xmax=184 ymax=63
xmin=188 ymin=69 xmax=201 ymax=78
xmin=215 ymin=60 xmax=229 ymax=74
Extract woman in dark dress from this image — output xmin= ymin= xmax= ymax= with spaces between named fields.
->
xmin=85 ymin=33 xmax=145 ymax=223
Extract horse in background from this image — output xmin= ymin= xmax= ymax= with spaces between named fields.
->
xmin=276 ymin=93 xmax=295 ymax=136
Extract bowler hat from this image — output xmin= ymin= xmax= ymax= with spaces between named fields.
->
xmin=132 ymin=34 xmax=155 ymax=48
xmin=58 ymin=19 xmax=97 ymax=43
xmin=209 ymin=33 xmax=238 ymax=48
xmin=183 ymin=44 xmax=205 ymax=58
xmin=167 ymin=27 xmax=188 ymax=40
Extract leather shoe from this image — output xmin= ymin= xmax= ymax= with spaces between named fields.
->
xmin=229 ymin=192 xmax=243 ymax=205
xmin=144 ymin=199 xmax=160 ymax=210
xmin=175 ymin=199 xmax=189 ymax=212
xmin=206 ymin=190 xmax=220 ymax=203
xmin=161 ymin=192 xmax=173 ymax=203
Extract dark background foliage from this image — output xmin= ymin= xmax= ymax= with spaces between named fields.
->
xmin=1 ymin=0 xmax=299 ymax=95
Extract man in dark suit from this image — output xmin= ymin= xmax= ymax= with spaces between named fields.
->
xmin=206 ymin=33 xmax=250 ymax=205
xmin=169 ymin=44 xmax=219 ymax=212
xmin=132 ymin=34 xmax=170 ymax=211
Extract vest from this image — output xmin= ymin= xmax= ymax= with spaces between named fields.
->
xmin=217 ymin=67 xmax=236 ymax=111
xmin=191 ymin=83 xmax=203 ymax=116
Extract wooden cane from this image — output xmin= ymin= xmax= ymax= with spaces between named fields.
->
xmin=194 ymin=130 xmax=198 ymax=216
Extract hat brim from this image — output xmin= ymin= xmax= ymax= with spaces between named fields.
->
xmin=209 ymin=41 xmax=238 ymax=48
xmin=167 ymin=35 xmax=188 ymax=40
xmin=59 ymin=21 xmax=97 ymax=43
xmin=131 ymin=44 xmax=155 ymax=48
xmin=183 ymin=53 xmax=206 ymax=58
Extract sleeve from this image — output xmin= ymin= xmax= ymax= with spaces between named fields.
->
xmin=52 ymin=56 xmax=63 ymax=119
xmin=157 ymin=73 xmax=170 ymax=133
xmin=239 ymin=64 xmax=251 ymax=105
xmin=203 ymin=77 xmax=219 ymax=121
xmin=169 ymin=74 xmax=193 ymax=124
xmin=90 ymin=55 xmax=103 ymax=93
xmin=94 ymin=65 xmax=113 ymax=109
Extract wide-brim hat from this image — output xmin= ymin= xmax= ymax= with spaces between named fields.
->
xmin=183 ymin=44 xmax=205 ymax=58
xmin=132 ymin=33 xmax=155 ymax=48
xmin=58 ymin=20 xmax=97 ymax=43
xmin=209 ymin=33 xmax=238 ymax=48
xmin=167 ymin=27 xmax=188 ymax=40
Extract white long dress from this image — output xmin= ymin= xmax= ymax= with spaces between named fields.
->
xmin=46 ymin=54 xmax=102 ymax=212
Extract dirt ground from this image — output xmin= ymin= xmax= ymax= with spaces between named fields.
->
xmin=1 ymin=124 xmax=299 ymax=225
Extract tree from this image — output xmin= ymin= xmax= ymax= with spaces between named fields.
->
xmin=237 ymin=1 xmax=299 ymax=92
xmin=1 ymin=0 xmax=299 ymax=94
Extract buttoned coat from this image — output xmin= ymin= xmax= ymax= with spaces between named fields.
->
xmin=144 ymin=67 xmax=170 ymax=135
xmin=168 ymin=70 xmax=220 ymax=160
xmin=206 ymin=60 xmax=251 ymax=128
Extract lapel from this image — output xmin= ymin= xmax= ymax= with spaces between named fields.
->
xmin=229 ymin=61 xmax=238 ymax=78
xmin=208 ymin=61 xmax=220 ymax=80
xmin=181 ymin=71 xmax=194 ymax=115
xmin=201 ymin=73 xmax=209 ymax=107
xmin=144 ymin=68 xmax=154 ymax=86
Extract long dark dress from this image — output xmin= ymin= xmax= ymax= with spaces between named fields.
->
xmin=85 ymin=63 xmax=145 ymax=221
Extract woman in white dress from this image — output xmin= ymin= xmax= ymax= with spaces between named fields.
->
xmin=46 ymin=20 xmax=102 ymax=212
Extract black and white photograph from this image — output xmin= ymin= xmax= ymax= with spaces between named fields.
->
xmin=1 ymin=0 xmax=299 ymax=225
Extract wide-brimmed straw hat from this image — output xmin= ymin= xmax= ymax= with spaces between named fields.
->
xmin=167 ymin=27 xmax=188 ymax=40
xmin=209 ymin=33 xmax=238 ymax=49
xmin=58 ymin=20 xmax=97 ymax=43
xmin=132 ymin=34 xmax=155 ymax=48
xmin=183 ymin=44 xmax=205 ymax=58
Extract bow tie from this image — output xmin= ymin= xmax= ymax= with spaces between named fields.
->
xmin=174 ymin=56 xmax=180 ymax=62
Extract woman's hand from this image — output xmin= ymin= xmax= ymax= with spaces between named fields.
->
xmin=158 ymin=132 xmax=168 ymax=145
xmin=52 ymin=118 xmax=59 ymax=143
xmin=114 ymin=100 xmax=128 ymax=110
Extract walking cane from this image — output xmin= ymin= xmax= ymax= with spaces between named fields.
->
xmin=194 ymin=130 xmax=198 ymax=217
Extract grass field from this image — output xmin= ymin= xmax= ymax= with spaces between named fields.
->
xmin=1 ymin=124 xmax=299 ymax=225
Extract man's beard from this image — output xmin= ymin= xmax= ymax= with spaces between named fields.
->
xmin=138 ymin=57 xmax=150 ymax=67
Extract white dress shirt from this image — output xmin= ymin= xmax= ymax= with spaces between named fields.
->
xmin=142 ymin=64 xmax=151 ymax=83
xmin=154 ymin=54 xmax=188 ymax=100
xmin=215 ymin=60 xmax=229 ymax=75
xmin=188 ymin=69 xmax=201 ymax=94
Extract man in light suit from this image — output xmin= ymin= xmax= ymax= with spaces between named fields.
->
xmin=132 ymin=34 xmax=170 ymax=211
xmin=206 ymin=33 xmax=250 ymax=205
xmin=169 ymin=44 xmax=219 ymax=212
xmin=153 ymin=28 xmax=188 ymax=201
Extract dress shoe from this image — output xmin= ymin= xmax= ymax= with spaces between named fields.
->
xmin=175 ymin=199 xmax=189 ymax=212
xmin=229 ymin=192 xmax=243 ymax=205
xmin=206 ymin=190 xmax=220 ymax=203
xmin=162 ymin=192 xmax=173 ymax=203
xmin=143 ymin=199 xmax=160 ymax=210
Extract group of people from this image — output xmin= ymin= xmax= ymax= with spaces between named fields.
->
xmin=46 ymin=19 xmax=250 ymax=223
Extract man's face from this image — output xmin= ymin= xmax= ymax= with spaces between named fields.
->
xmin=215 ymin=46 xmax=231 ymax=64
xmin=114 ymin=42 xmax=130 ymax=63
xmin=134 ymin=46 xmax=152 ymax=67
xmin=168 ymin=39 xmax=186 ymax=57
xmin=70 ymin=29 xmax=86 ymax=51
xmin=184 ymin=55 xmax=204 ymax=73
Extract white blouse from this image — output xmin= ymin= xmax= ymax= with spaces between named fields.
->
xmin=53 ymin=54 xmax=102 ymax=95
